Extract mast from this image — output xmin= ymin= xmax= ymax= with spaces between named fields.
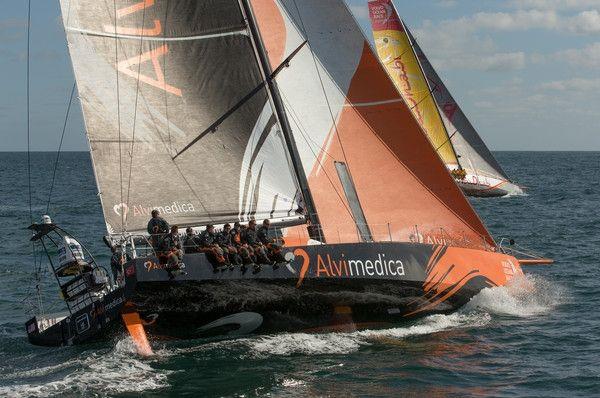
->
xmin=239 ymin=0 xmax=323 ymax=237
xmin=399 ymin=18 xmax=463 ymax=171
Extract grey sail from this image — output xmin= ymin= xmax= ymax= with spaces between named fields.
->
xmin=405 ymin=26 xmax=511 ymax=182
xmin=59 ymin=0 xmax=301 ymax=234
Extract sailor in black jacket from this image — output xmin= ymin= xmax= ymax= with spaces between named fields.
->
xmin=147 ymin=210 xmax=169 ymax=248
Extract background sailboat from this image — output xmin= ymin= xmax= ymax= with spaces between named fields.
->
xmin=368 ymin=0 xmax=524 ymax=197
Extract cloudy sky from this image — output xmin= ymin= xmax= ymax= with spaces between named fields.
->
xmin=1 ymin=0 xmax=599 ymax=151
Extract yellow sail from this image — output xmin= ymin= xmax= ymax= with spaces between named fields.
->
xmin=368 ymin=1 xmax=459 ymax=167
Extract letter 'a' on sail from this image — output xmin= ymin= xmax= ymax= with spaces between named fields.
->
xmin=59 ymin=0 xmax=303 ymax=234
xmin=248 ymin=0 xmax=495 ymax=249
xmin=367 ymin=0 xmax=459 ymax=170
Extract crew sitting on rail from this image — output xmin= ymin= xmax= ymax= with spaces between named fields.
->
xmin=257 ymin=219 xmax=286 ymax=263
xmin=218 ymin=223 xmax=242 ymax=266
xmin=231 ymin=223 xmax=257 ymax=267
xmin=230 ymin=222 xmax=243 ymax=246
xmin=183 ymin=227 xmax=201 ymax=253
xmin=244 ymin=220 xmax=272 ymax=265
xmin=198 ymin=225 xmax=228 ymax=270
xmin=147 ymin=209 xmax=169 ymax=249
xmin=160 ymin=225 xmax=185 ymax=279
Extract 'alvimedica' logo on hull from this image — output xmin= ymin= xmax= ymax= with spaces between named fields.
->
xmin=294 ymin=249 xmax=405 ymax=287
xmin=113 ymin=202 xmax=195 ymax=217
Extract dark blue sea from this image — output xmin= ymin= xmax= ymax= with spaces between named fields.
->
xmin=0 ymin=151 xmax=598 ymax=397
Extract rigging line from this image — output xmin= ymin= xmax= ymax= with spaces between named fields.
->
xmin=26 ymin=0 xmax=42 ymax=314
xmin=95 ymin=0 xmax=216 ymax=226
xmin=125 ymin=2 xmax=148 ymax=217
xmin=173 ymin=41 xmax=308 ymax=160
xmin=280 ymin=92 xmax=356 ymax=223
xmin=290 ymin=0 xmax=355 ymax=198
xmin=138 ymin=90 xmax=215 ymax=222
xmin=404 ymin=80 xmax=457 ymax=157
xmin=113 ymin=0 xmax=125 ymax=233
xmin=174 ymin=82 xmax=266 ymax=160
xmin=280 ymin=92 xmax=335 ymax=171
xmin=26 ymin=0 xmax=32 ymax=224
xmin=163 ymin=0 xmax=173 ymax=156
xmin=401 ymin=20 xmax=461 ymax=168
xmin=408 ymin=81 xmax=439 ymax=112
xmin=46 ymin=82 xmax=76 ymax=213
xmin=435 ymin=129 xmax=459 ymax=153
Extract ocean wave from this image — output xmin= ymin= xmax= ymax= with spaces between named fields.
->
xmin=250 ymin=332 xmax=366 ymax=356
xmin=240 ymin=274 xmax=561 ymax=357
xmin=0 ymin=338 xmax=170 ymax=397
xmin=0 ymin=275 xmax=563 ymax=395
xmin=502 ymin=190 xmax=529 ymax=198
xmin=465 ymin=274 xmax=565 ymax=317
xmin=244 ymin=312 xmax=489 ymax=357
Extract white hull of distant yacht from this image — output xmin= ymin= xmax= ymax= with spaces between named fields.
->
xmin=458 ymin=173 xmax=524 ymax=198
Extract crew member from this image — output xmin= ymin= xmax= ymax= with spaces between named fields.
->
xmin=160 ymin=225 xmax=185 ymax=279
xmin=183 ymin=227 xmax=201 ymax=253
xmin=230 ymin=222 xmax=243 ymax=246
xmin=231 ymin=222 xmax=256 ymax=267
xmin=198 ymin=225 xmax=228 ymax=269
xmin=110 ymin=245 xmax=130 ymax=285
xmin=258 ymin=219 xmax=286 ymax=263
xmin=219 ymin=223 xmax=242 ymax=266
xmin=147 ymin=210 xmax=169 ymax=249
xmin=245 ymin=220 xmax=271 ymax=265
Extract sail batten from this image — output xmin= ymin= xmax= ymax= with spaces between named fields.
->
xmin=64 ymin=27 xmax=249 ymax=42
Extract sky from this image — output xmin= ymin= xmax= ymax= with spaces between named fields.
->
xmin=1 ymin=0 xmax=599 ymax=151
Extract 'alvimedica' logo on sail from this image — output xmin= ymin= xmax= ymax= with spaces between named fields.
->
xmin=113 ymin=202 xmax=195 ymax=217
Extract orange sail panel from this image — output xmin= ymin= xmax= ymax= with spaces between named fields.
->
xmin=250 ymin=0 xmax=494 ymax=249
xmin=368 ymin=0 xmax=459 ymax=169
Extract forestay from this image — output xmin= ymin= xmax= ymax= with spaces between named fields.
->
xmin=59 ymin=0 xmax=301 ymax=234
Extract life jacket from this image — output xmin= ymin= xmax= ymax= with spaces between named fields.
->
xmin=231 ymin=228 xmax=241 ymax=245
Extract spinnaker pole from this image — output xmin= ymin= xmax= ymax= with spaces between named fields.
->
xmin=239 ymin=0 xmax=324 ymax=240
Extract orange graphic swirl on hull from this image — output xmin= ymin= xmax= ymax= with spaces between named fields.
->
xmin=294 ymin=248 xmax=310 ymax=288
xmin=406 ymin=246 xmax=522 ymax=316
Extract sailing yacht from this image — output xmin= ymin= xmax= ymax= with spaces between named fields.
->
xmin=368 ymin=0 xmax=524 ymax=197
xmin=26 ymin=0 xmax=541 ymax=351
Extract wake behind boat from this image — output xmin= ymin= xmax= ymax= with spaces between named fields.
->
xmin=25 ymin=0 xmax=546 ymax=353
